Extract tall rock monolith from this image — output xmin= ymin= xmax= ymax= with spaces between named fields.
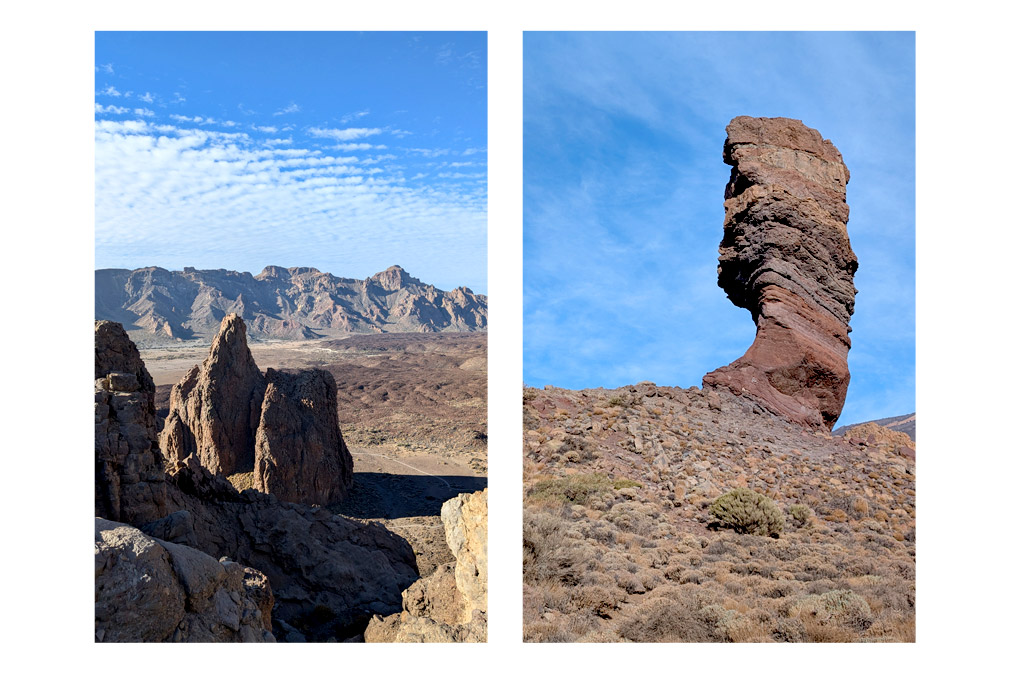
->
xmin=702 ymin=116 xmax=858 ymax=430
xmin=160 ymin=314 xmax=265 ymax=474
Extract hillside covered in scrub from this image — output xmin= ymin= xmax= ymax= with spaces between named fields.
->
xmin=522 ymin=383 xmax=915 ymax=642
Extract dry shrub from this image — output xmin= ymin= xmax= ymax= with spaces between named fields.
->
xmin=710 ymin=488 xmax=785 ymax=537
xmin=790 ymin=589 xmax=873 ymax=632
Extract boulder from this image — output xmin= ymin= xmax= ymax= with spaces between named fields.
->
xmin=95 ymin=517 xmax=275 ymax=643
xmin=253 ymin=368 xmax=353 ymax=505
xmin=703 ymin=116 xmax=859 ymax=430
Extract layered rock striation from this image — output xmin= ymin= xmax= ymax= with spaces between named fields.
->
xmin=703 ymin=116 xmax=858 ymax=430
xmin=364 ymin=489 xmax=488 ymax=643
xmin=95 ymin=321 xmax=168 ymax=526
xmin=160 ymin=314 xmax=353 ymax=505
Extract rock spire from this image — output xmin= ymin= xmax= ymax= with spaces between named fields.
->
xmin=702 ymin=116 xmax=858 ymax=430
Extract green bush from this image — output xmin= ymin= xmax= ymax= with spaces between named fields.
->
xmin=791 ymin=590 xmax=873 ymax=630
xmin=613 ymin=478 xmax=643 ymax=490
xmin=788 ymin=504 xmax=813 ymax=526
xmin=527 ymin=473 xmax=613 ymax=506
xmin=710 ymin=488 xmax=785 ymax=537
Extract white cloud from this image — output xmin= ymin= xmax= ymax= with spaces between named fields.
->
xmin=273 ymin=102 xmax=300 ymax=116
xmin=405 ymin=147 xmax=450 ymax=158
xmin=98 ymin=85 xmax=121 ymax=97
xmin=307 ymin=127 xmax=383 ymax=141
xmin=251 ymin=125 xmax=278 ymax=133
xmin=95 ymin=103 xmax=129 ymax=115
xmin=133 ymin=108 xmax=155 ymax=117
xmin=95 ymin=118 xmax=487 ymax=291
xmin=98 ymin=63 xmax=114 ymax=74
xmin=139 ymin=92 xmax=154 ymax=103
xmin=333 ymin=143 xmax=387 ymax=151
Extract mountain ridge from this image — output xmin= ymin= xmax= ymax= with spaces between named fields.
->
xmin=95 ymin=264 xmax=487 ymax=346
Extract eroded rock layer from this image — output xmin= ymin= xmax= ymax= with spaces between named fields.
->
xmin=253 ymin=368 xmax=353 ymax=506
xmin=703 ymin=116 xmax=858 ymax=430
xmin=160 ymin=314 xmax=265 ymax=474
xmin=95 ymin=320 xmax=167 ymax=526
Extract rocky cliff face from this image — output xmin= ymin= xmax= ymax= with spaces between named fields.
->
xmin=703 ymin=116 xmax=858 ymax=430
xmin=95 ymin=320 xmax=168 ymax=526
xmin=160 ymin=314 xmax=265 ymax=474
xmin=253 ymin=368 xmax=353 ymax=506
xmin=95 ymin=264 xmax=488 ymax=345
xmin=364 ymin=489 xmax=488 ymax=643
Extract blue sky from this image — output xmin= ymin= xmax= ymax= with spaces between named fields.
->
xmin=95 ymin=31 xmax=487 ymax=294
xmin=523 ymin=32 xmax=915 ymax=427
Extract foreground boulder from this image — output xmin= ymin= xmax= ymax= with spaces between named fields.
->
xmin=703 ymin=116 xmax=858 ymax=430
xmin=95 ymin=321 xmax=168 ymax=526
xmin=160 ymin=314 xmax=265 ymax=475
xmin=365 ymin=489 xmax=488 ymax=642
xmin=95 ymin=518 xmax=274 ymax=642
xmin=253 ymin=368 xmax=353 ymax=505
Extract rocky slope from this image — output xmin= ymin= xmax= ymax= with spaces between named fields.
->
xmin=835 ymin=413 xmax=915 ymax=442
xmin=523 ymin=384 xmax=915 ymax=643
xmin=703 ymin=116 xmax=858 ymax=431
xmin=96 ymin=264 xmax=487 ymax=345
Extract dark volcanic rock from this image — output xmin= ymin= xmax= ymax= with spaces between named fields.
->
xmin=166 ymin=458 xmax=417 ymax=639
xmin=160 ymin=314 xmax=265 ymax=474
xmin=253 ymin=368 xmax=354 ymax=506
xmin=703 ymin=116 xmax=858 ymax=430
xmin=95 ymin=320 xmax=168 ymax=526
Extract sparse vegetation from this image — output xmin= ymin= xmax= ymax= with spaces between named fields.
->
xmin=523 ymin=384 xmax=915 ymax=642
xmin=710 ymin=488 xmax=785 ymax=537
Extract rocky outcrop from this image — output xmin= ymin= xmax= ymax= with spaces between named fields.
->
xmin=364 ymin=489 xmax=488 ymax=643
xmin=95 ymin=322 xmax=419 ymax=642
xmin=95 ymin=320 xmax=167 ymax=526
xmin=162 ymin=314 xmax=353 ymax=505
xmin=95 ymin=264 xmax=488 ymax=346
xmin=95 ymin=518 xmax=275 ymax=643
xmin=160 ymin=314 xmax=265 ymax=474
xmin=165 ymin=458 xmax=417 ymax=640
xmin=703 ymin=116 xmax=858 ymax=430
xmin=253 ymin=368 xmax=353 ymax=506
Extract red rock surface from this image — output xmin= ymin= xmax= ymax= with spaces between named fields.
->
xmin=703 ymin=116 xmax=858 ymax=430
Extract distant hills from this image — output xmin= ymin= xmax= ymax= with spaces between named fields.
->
xmin=833 ymin=412 xmax=915 ymax=442
xmin=95 ymin=265 xmax=487 ymax=345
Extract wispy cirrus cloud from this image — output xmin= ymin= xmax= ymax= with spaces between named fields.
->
xmin=340 ymin=109 xmax=370 ymax=123
xmin=273 ymin=102 xmax=300 ymax=116
xmin=333 ymin=143 xmax=387 ymax=151
xmin=307 ymin=126 xmax=383 ymax=141
xmin=95 ymin=118 xmax=486 ymax=293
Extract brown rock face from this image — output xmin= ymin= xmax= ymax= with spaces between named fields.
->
xmin=703 ymin=116 xmax=858 ymax=430
xmin=160 ymin=314 xmax=265 ymax=474
xmin=253 ymin=368 xmax=353 ymax=505
xmin=95 ymin=320 xmax=168 ymax=525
